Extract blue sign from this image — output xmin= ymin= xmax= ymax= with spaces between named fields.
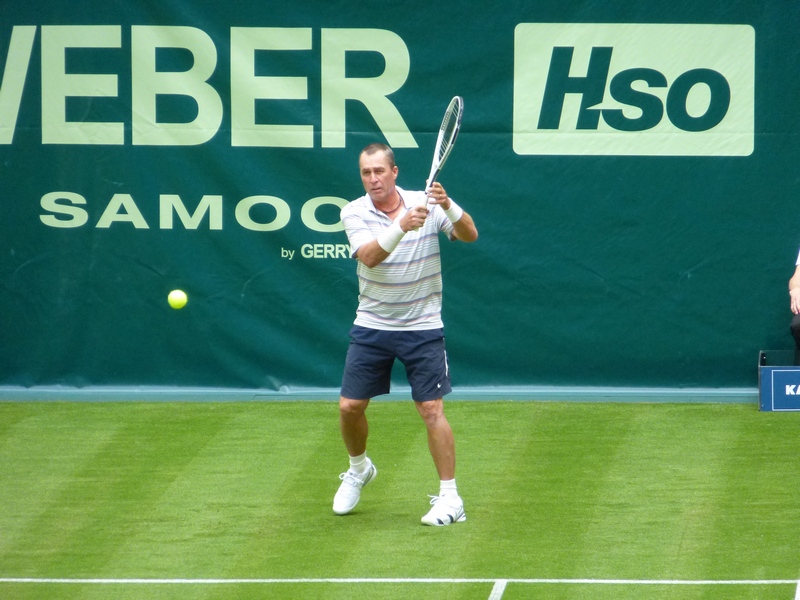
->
xmin=759 ymin=367 xmax=800 ymax=411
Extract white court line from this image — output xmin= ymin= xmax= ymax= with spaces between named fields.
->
xmin=488 ymin=579 xmax=507 ymax=599
xmin=6 ymin=576 xmax=800 ymax=600
xmin=0 ymin=577 xmax=798 ymax=585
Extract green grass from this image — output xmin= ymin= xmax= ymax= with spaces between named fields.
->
xmin=1 ymin=400 xmax=800 ymax=599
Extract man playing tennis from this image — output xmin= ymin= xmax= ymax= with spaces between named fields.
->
xmin=333 ymin=143 xmax=478 ymax=526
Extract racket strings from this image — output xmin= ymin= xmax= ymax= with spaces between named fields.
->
xmin=436 ymin=137 xmax=453 ymax=160
xmin=424 ymin=96 xmax=463 ymax=192
xmin=436 ymin=110 xmax=462 ymax=160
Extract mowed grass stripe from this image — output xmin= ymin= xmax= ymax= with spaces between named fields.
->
xmin=453 ymin=402 xmax=645 ymax=579
xmin=0 ymin=403 xmax=126 ymax=560
xmin=701 ymin=407 xmax=800 ymax=579
xmin=102 ymin=403 xmax=343 ymax=580
xmin=0 ymin=403 xmax=246 ymax=577
xmin=193 ymin=402 xmax=350 ymax=582
xmin=570 ymin=403 xmax=748 ymax=579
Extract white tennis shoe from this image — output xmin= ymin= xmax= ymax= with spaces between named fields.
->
xmin=332 ymin=460 xmax=377 ymax=515
xmin=421 ymin=494 xmax=466 ymax=526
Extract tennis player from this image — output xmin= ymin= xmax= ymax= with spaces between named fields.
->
xmin=333 ymin=143 xmax=478 ymax=526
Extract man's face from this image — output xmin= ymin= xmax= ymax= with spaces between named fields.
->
xmin=359 ymin=151 xmax=398 ymax=204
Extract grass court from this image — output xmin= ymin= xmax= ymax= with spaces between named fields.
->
xmin=1 ymin=400 xmax=800 ymax=599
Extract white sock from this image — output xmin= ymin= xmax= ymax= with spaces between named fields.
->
xmin=349 ymin=452 xmax=369 ymax=474
xmin=440 ymin=478 xmax=459 ymax=498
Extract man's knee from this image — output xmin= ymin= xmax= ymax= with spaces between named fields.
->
xmin=340 ymin=397 xmax=369 ymax=418
xmin=415 ymin=398 xmax=445 ymax=426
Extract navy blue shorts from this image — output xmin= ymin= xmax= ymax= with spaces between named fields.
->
xmin=341 ymin=326 xmax=452 ymax=402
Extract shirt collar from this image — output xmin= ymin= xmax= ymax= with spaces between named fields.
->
xmin=367 ymin=186 xmax=408 ymax=214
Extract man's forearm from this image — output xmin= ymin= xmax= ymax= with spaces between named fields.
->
xmin=451 ymin=211 xmax=478 ymax=243
xmin=355 ymin=240 xmax=392 ymax=268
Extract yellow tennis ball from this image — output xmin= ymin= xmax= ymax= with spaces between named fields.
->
xmin=168 ymin=289 xmax=187 ymax=309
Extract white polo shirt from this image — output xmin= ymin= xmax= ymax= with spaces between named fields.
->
xmin=341 ymin=186 xmax=455 ymax=331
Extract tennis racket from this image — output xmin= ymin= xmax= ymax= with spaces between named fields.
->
xmin=418 ymin=96 xmax=464 ymax=206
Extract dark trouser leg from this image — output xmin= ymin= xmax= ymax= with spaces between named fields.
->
xmin=790 ymin=313 xmax=800 ymax=365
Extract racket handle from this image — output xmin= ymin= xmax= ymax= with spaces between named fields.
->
xmin=419 ymin=168 xmax=438 ymax=207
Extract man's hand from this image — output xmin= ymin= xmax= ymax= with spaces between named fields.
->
xmin=400 ymin=205 xmax=429 ymax=232
xmin=791 ymin=287 xmax=800 ymax=315
xmin=426 ymin=182 xmax=451 ymax=209
xmin=426 ymin=181 xmax=478 ymax=243
xmin=789 ymin=265 xmax=800 ymax=314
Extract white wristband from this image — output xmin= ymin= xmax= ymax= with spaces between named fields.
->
xmin=377 ymin=220 xmax=406 ymax=253
xmin=443 ymin=199 xmax=464 ymax=223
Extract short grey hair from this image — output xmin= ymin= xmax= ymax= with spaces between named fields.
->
xmin=360 ymin=143 xmax=395 ymax=169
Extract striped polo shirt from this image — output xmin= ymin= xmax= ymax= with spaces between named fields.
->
xmin=341 ymin=186 xmax=455 ymax=331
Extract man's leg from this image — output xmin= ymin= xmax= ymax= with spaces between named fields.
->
xmin=414 ymin=398 xmax=455 ymax=480
xmin=791 ymin=313 xmax=800 ymax=365
xmin=339 ymin=396 xmax=370 ymax=456
xmin=415 ymin=398 xmax=465 ymax=526
xmin=333 ymin=397 xmax=376 ymax=515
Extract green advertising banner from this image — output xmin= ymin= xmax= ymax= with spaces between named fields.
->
xmin=1 ymin=0 xmax=798 ymax=396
